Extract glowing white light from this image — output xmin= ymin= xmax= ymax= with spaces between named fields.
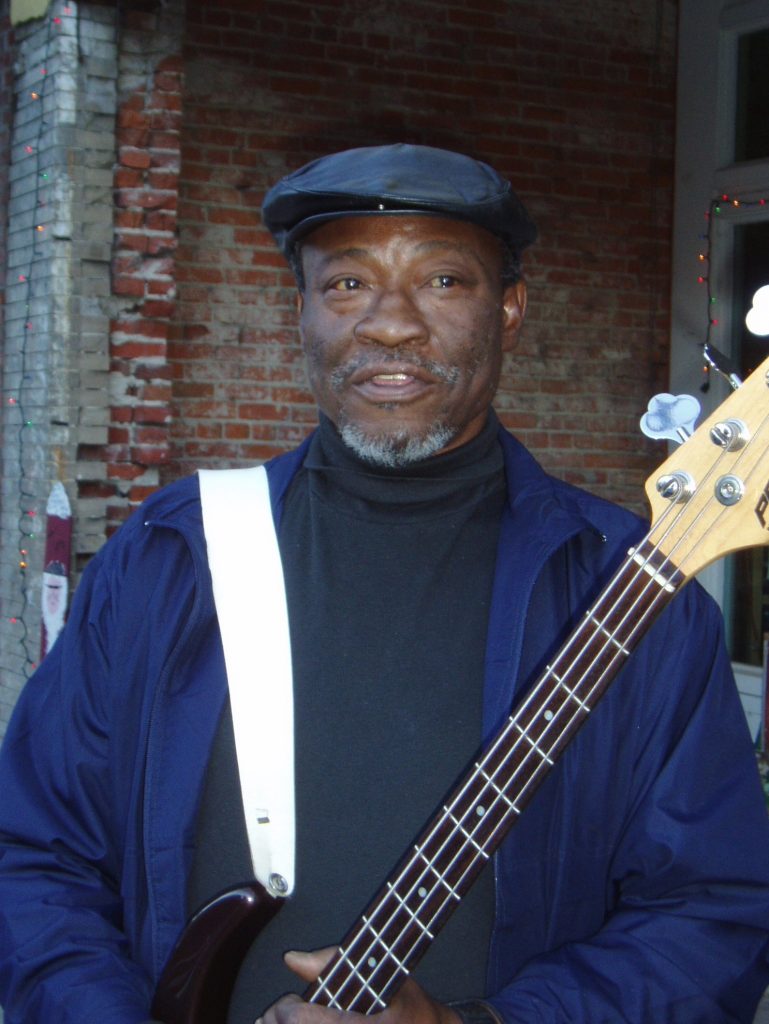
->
xmin=746 ymin=284 xmax=769 ymax=337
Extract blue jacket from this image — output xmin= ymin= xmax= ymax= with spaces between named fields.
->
xmin=1 ymin=426 xmax=769 ymax=1024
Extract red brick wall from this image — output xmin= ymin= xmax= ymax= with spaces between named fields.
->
xmin=107 ymin=3 xmax=183 ymax=531
xmin=114 ymin=0 xmax=678 ymax=519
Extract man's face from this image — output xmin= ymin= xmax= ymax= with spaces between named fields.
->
xmin=297 ymin=215 xmax=527 ymax=465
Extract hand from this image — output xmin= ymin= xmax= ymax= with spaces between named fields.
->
xmin=257 ymin=947 xmax=463 ymax=1024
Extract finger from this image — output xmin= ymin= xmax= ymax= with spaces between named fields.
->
xmin=256 ymin=993 xmax=304 ymax=1024
xmin=283 ymin=946 xmax=339 ymax=983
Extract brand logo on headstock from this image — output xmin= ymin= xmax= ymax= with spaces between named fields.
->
xmin=755 ymin=485 xmax=769 ymax=528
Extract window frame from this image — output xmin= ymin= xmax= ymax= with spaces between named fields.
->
xmin=671 ymin=0 xmax=769 ymax=738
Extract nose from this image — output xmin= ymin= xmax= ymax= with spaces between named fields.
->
xmin=354 ymin=287 xmax=428 ymax=348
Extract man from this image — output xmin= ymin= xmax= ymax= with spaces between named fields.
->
xmin=0 ymin=144 xmax=768 ymax=1024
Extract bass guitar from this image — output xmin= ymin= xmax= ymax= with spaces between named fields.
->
xmin=153 ymin=353 xmax=769 ymax=1022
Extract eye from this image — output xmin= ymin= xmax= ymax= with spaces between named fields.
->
xmin=428 ymin=274 xmax=459 ymax=289
xmin=328 ymin=276 xmax=363 ymax=292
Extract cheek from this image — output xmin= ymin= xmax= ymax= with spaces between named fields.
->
xmin=300 ymin=320 xmax=348 ymax=413
xmin=300 ymin=315 xmax=333 ymax=371
xmin=301 ymin=305 xmax=349 ymax=357
xmin=452 ymin=313 xmax=504 ymax=375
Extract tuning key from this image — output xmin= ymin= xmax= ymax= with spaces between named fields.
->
xmin=640 ymin=393 xmax=701 ymax=444
xmin=709 ymin=418 xmax=749 ymax=451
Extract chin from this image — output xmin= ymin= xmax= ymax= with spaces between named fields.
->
xmin=339 ymin=421 xmax=456 ymax=468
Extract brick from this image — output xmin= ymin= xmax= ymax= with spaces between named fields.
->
xmin=0 ymin=0 xmax=680 ymax=731
xmin=131 ymin=445 xmax=170 ymax=465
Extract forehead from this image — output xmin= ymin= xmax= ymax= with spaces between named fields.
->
xmin=299 ymin=214 xmax=504 ymax=273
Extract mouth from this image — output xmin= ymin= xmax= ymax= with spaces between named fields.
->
xmin=350 ymin=365 xmax=438 ymax=403
xmin=368 ymin=371 xmax=417 ymax=386
xmin=339 ymin=354 xmax=458 ymax=388
xmin=326 ymin=353 xmax=460 ymax=410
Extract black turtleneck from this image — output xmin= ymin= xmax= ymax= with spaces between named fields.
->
xmin=189 ymin=414 xmax=506 ymax=1022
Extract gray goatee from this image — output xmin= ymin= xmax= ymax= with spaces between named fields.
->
xmin=339 ymin=422 xmax=456 ymax=468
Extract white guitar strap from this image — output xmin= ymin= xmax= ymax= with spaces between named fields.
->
xmin=198 ymin=465 xmax=295 ymax=898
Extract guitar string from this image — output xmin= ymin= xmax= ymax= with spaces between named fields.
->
xmin=444 ymin=407 xmax=769 ymax=920
xmin=313 ymin=484 xmax=721 ymax=1012
xmin=649 ymin=405 xmax=769 ymax=586
xmin=464 ymin=410 xmax=769 ymax=844
xmin=312 ymin=410 xmax=769 ymax=1010
xmin=310 ymin=500 xmax=694 ymax=1012
xmin=311 ymin=466 xmax=726 ymax=1011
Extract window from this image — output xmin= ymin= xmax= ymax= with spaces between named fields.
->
xmin=723 ymin=221 xmax=769 ymax=667
xmin=671 ymin=0 xmax=769 ymax=740
xmin=735 ymin=27 xmax=769 ymax=162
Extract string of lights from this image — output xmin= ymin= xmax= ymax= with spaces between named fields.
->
xmin=697 ymin=190 xmax=769 ymax=391
xmin=4 ymin=4 xmax=74 ymax=677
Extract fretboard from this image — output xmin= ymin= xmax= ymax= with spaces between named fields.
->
xmin=304 ymin=538 xmax=685 ymax=1013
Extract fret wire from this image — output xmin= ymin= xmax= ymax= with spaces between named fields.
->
xmin=315 ymin=635 xmax=655 ymax=1010
xmin=317 ymin=406 xmax=769 ymax=1013
xmin=314 ymin=419 xmax=769 ymax=1012
xmin=443 ymin=808 xmax=492 ymax=858
xmin=510 ymin=566 xmax=673 ymax=775
xmin=340 ymin=921 xmax=411 ymax=1014
xmin=546 ymin=549 xmax=673 ymax=686
xmin=384 ymin=882 xmax=438 ymax=934
xmin=345 ymin=732 xmax=585 ymax=1010
xmin=315 ymin=855 xmax=458 ymax=1008
xmin=320 ymin=694 xmax=593 ymax=1010
xmin=318 ymin=895 xmax=440 ymax=1013
xmin=545 ymin=446 xmax=724 ymax=713
xmin=471 ymin=581 xmax=675 ymax=859
xmin=519 ymin=541 xmax=678 ymax=734
xmin=314 ymin=542 xmax=686 ymax=1011
xmin=326 ymin=563 xmax=674 ymax=1006
xmin=321 ymin=773 xmax=519 ymax=1009
xmin=359 ymin=415 xmax=769 ymax=1008
xmin=586 ymin=612 xmax=632 ymax=655
xmin=494 ymin=542 xmax=668 ymax=744
xmin=458 ymin=546 xmax=679 ymax=845
xmin=466 ymin=560 xmax=675 ymax=844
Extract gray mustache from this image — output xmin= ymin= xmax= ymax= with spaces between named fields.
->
xmin=329 ymin=352 xmax=460 ymax=390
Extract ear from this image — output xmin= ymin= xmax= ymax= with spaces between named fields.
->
xmin=501 ymin=279 xmax=527 ymax=353
xmin=296 ymin=290 xmax=304 ymax=317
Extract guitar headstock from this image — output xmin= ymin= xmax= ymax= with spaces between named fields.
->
xmin=645 ymin=353 xmax=769 ymax=580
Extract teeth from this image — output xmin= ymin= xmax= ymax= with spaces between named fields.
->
xmin=374 ymin=373 xmax=409 ymax=381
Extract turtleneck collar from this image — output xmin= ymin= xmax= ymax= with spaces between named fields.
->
xmin=300 ymin=410 xmax=506 ymax=518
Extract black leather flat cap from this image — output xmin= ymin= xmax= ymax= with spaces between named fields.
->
xmin=262 ymin=143 xmax=537 ymax=255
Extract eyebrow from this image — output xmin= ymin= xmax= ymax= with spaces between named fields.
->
xmin=414 ymin=240 xmax=481 ymax=259
xmin=313 ymin=246 xmax=371 ymax=270
xmin=313 ymin=239 xmax=487 ymax=271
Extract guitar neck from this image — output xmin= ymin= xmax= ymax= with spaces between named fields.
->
xmin=304 ymin=538 xmax=684 ymax=1013
xmin=152 ymin=356 xmax=769 ymax=1024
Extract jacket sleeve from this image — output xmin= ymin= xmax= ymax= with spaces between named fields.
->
xmin=0 ymin=540 xmax=158 ymax=1024
xmin=488 ymin=589 xmax=769 ymax=1023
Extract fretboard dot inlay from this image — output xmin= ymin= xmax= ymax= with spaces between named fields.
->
xmin=302 ymin=541 xmax=684 ymax=1015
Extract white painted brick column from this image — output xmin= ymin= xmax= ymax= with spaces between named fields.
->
xmin=0 ymin=2 xmax=118 ymax=735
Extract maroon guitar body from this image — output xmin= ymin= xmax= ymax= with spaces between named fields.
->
xmin=151 ymin=884 xmax=283 ymax=1023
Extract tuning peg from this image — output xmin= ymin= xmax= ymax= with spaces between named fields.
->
xmin=640 ymin=393 xmax=701 ymax=444
xmin=703 ymin=343 xmax=743 ymax=391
